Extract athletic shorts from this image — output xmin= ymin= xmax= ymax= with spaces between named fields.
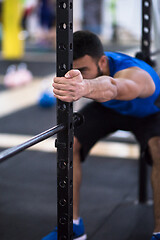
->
xmin=74 ymin=101 xmax=160 ymax=165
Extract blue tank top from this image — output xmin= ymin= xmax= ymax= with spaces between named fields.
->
xmin=101 ymin=52 xmax=160 ymax=117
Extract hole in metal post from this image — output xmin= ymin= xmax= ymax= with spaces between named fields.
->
xmin=144 ymin=1 xmax=149 ymax=7
xmin=70 ymin=141 xmax=73 ymax=148
xmin=59 ymin=199 xmax=67 ymax=207
xmin=59 ymin=217 xmax=67 ymax=225
xmin=59 ymin=161 xmax=67 ymax=170
xmin=70 ymin=2 xmax=73 ymax=9
xmin=59 ymin=44 xmax=67 ymax=50
xmin=144 ymin=14 xmax=149 ymax=20
xmin=59 ymin=2 xmax=67 ymax=9
xmin=58 ymin=103 xmax=67 ymax=111
xmin=70 ymin=43 xmax=73 ymax=50
xmin=59 ymin=23 xmax=67 ymax=30
xmin=63 ymin=23 xmax=67 ymax=29
xmin=62 ymin=103 xmax=67 ymax=110
xmin=144 ymin=27 xmax=149 ymax=33
xmin=70 ymin=23 xmax=73 ymax=29
xmin=59 ymin=180 xmax=67 ymax=188
xmin=61 ymin=236 xmax=67 ymax=240
xmin=59 ymin=63 xmax=67 ymax=70
xmin=143 ymin=40 xmax=149 ymax=46
xmin=70 ymin=161 xmax=73 ymax=168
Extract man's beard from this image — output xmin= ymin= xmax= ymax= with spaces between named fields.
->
xmin=96 ymin=65 xmax=103 ymax=77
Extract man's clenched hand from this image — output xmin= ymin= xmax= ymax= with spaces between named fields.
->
xmin=53 ymin=70 xmax=87 ymax=102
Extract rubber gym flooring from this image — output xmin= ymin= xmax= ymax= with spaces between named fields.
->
xmin=0 ymin=44 xmax=155 ymax=240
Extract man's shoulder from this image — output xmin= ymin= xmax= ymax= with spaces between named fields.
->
xmin=105 ymin=52 xmax=139 ymax=76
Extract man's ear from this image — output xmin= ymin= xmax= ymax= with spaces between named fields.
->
xmin=98 ymin=55 xmax=107 ymax=72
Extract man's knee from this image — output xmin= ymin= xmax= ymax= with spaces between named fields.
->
xmin=148 ymin=136 xmax=160 ymax=166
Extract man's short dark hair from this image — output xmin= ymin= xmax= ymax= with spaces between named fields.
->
xmin=73 ymin=31 xmax=104 ymax=61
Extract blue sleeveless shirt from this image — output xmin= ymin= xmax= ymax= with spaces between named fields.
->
xmin=101 ymin=52 xmax=160 ymax=117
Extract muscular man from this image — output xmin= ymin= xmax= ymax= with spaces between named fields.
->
xmin=42 ymin=31 xmax=160 ymax=240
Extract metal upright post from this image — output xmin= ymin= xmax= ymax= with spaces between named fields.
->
xmin=56 ymin=1 xmax=73 ymax=240
xmin=152 ymin=0 xmax=160 ymax=74
xmin=136 ymin=0 xmax=153 ymax=66
xmin=141 ymin=0 xmax=152 ymax=64
xmin=136 ymin=0 xmax=153 ymax=203
xmin=138 ymin=0 xmax=152 ymax=203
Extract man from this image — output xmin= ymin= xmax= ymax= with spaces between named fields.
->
xmin=42 ymin=31 xmax=160 ymax=240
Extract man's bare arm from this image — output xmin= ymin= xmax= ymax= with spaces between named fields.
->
xmin=112 ymin=67 xmax=155 ymax=100
xmin=53 ymin=68 xmax=155 ymax=102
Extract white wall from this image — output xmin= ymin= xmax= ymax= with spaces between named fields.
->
xmin=73 ymin=0 xmax=83 ymax=31
xmin=102 ymin=0 xmax=142 ymax=41
xmin=117 ymin=0 xmax=141 ymax=38
xmin=73 ymin=0 xmax=142 ymax=41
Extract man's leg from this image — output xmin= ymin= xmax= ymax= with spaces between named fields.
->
xmin=73 ymin=137 xmax=82 ymax=220
xmin=148 ymin=136 xmax=160 ymax=232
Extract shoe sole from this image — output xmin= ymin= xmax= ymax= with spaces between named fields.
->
xmin=74 ymin=234 xmax=87 ymax=240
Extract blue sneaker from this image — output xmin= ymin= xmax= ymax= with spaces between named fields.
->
xmin=42 ymin=218 xmax=87 ymax=240
xmin=73 ymin=218 xmax=87 ymax=240
xmin=151 ymin=233 xmax=160 ymax=239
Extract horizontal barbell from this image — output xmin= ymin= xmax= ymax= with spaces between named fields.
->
xmin=0 ymin=112 xmax=84 ymax=163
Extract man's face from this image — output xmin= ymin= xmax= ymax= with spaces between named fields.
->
xmin=73 ymin=55 xmax=103 ymax=79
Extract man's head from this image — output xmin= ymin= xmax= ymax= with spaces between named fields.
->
xmin=73 ymin=30 xmax=104 ymax=61
xmin=73 ymin=31 xmax=109 ymax=79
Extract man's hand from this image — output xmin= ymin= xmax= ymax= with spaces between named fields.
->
xmin=53 ymin=70 xmax=86 ymax=102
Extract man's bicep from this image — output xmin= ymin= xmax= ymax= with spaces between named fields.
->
xmin=114 ymin=67 xmax=155 ymax=97
xmin=114 ymin=67 xmax=152 ymax=83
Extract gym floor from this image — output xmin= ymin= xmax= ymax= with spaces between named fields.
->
xmin=0 ymin=44 xmax=154 ymax=240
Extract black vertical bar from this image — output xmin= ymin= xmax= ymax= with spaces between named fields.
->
xmin=137 ymin=0 xmax=151 ymax=203
xmin=56 ymin=1 xmax=73 ymax=240
xmin=141 ymin=0 xmax=152 ymax=62
xmin=138 ymin=152 xmax=147 ymax=203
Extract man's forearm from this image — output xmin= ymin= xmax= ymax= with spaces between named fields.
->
xmin=84 ymin=75 xmax=154 ymax=102
xmin=83 ymin=76 xmax=118 ymax=102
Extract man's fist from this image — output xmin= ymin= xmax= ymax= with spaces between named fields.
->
xmin=52 ymin=70 xmax=86 ymax=102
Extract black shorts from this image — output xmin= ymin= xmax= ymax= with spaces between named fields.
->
xmin=74 ymin=101 xmax=160 ymax=164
